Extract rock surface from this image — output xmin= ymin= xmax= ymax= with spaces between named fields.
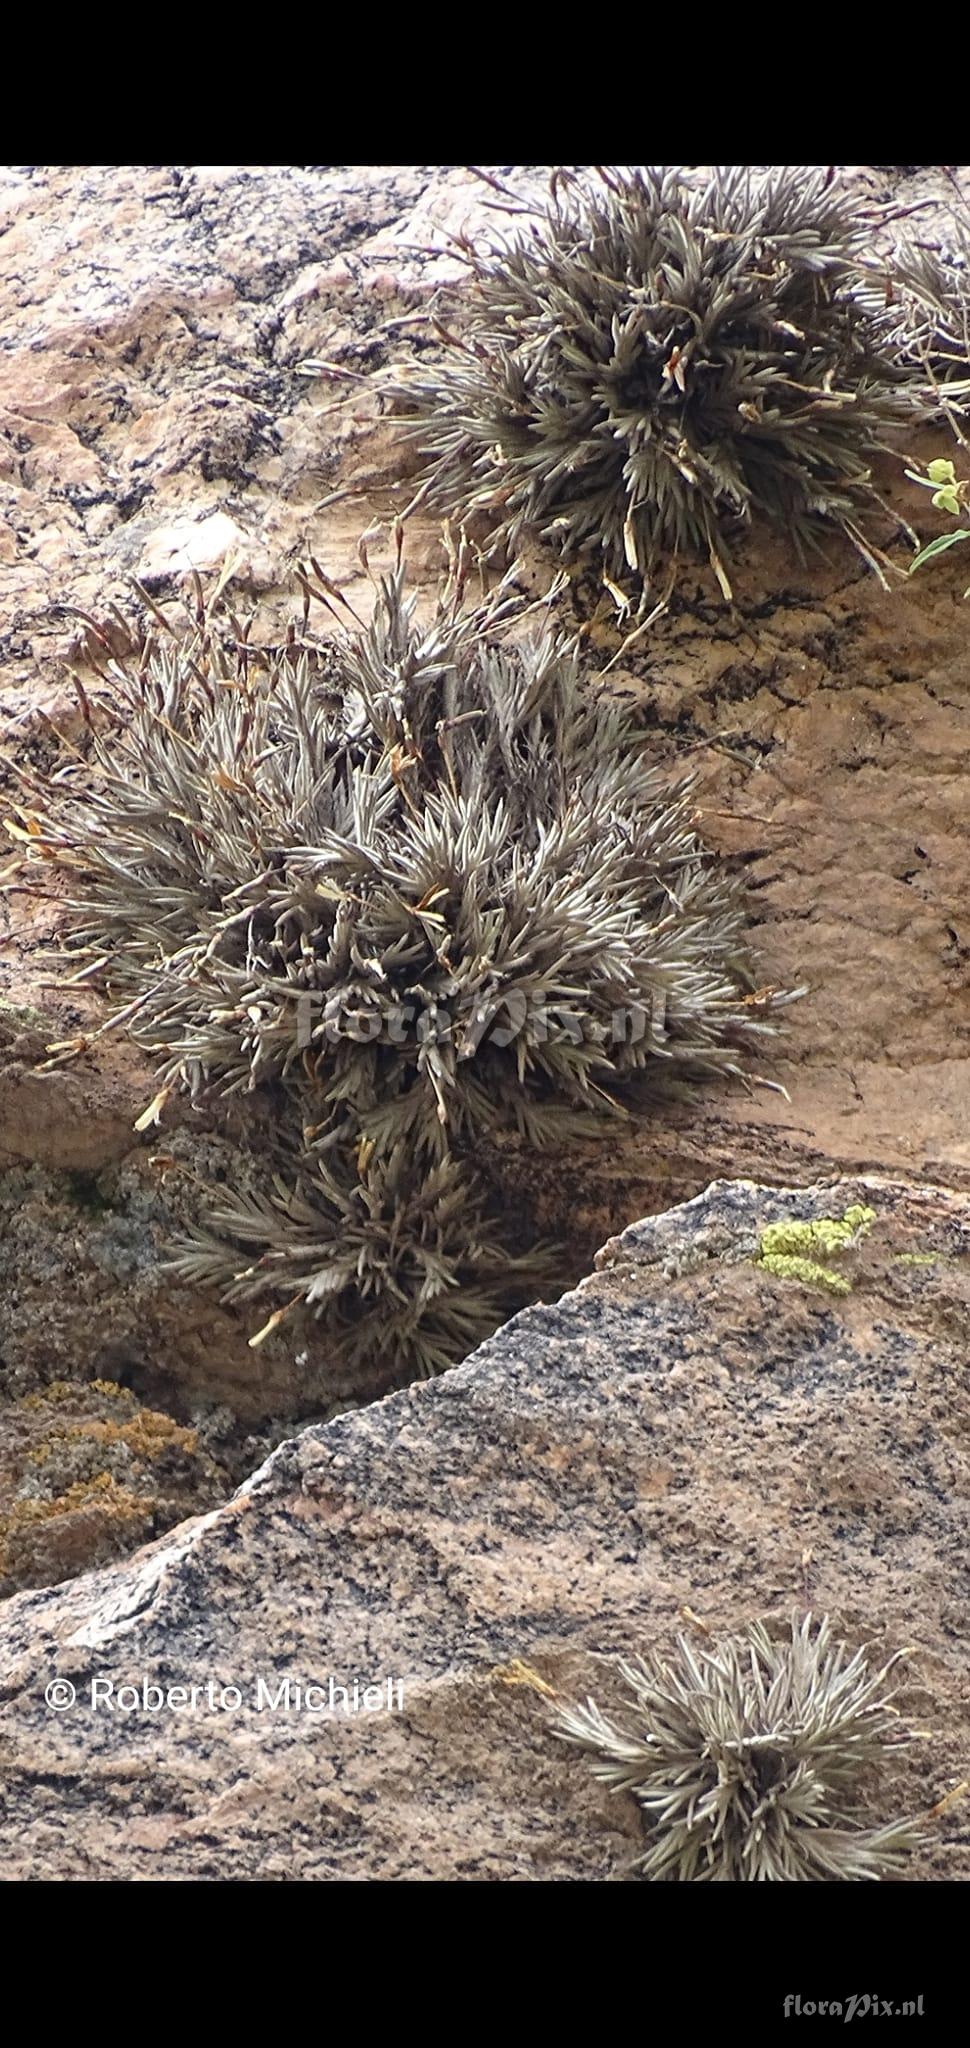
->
xmin=0 ymin=1377 xmax=227 ymax=1598
xmin=2 ymin=167 xmax=970 ymax=1448
xmin=0 ymin=1175 xmax=967 ymax=1880
xmin=3 ymin=172 xmax=970 ymax=1383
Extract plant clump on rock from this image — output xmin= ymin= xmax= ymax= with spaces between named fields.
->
xmin=865 ymin=223 xmax=970 ymax=426
xmin=393 ymin=166 xmax=924 ymax=596
xmin=24 ymin=536 xmax=792 ymax=1378
xmin=171 ymin=1140 xmax=551 ymax=1378
xmin=550 ymin=1614 xmax=923 ymax=1881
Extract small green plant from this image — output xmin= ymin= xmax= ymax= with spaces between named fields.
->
xmin=907 ymin=456 xmax=970 ymax=593
xmin=550 ymin=1614 xmax=923 ymax=1881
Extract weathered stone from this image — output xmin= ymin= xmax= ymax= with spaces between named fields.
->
xmin=0 ymin=1176 xmax=965 ymax=1880
xmin=0 ymin=1378 xmax=226 ymax=1598
xmin=3 ymin=168 xmax=970 ymax=1435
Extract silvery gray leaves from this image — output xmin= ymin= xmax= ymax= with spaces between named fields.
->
xmin=393 ymin=166 xmax=920 ymax=593
xmin=38 ymin=562 xmax=786 ymax=1376
xmin=551 ymin=1615 xmax=922 ymax=1881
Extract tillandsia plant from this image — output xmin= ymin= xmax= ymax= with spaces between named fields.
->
xmin=390 ymin=166 xmax=923 ymax=598
xmin=18 ymin=535 xmax=793 ymax=1371
xmin=549 ymin=1614 xmax=923 ymax=1881
xmin=860 ymin=216 xmax=970 ymax=429
xmin=171 ymin=1139 xmax=551 ymax=1374
xmin=31 ymin=540 xmax=788 ymax=1149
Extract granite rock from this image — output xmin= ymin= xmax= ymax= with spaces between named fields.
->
xmin=2 ymin=162 xmax=970 ymax=1633
xmin=0 ymin=1175 xmax=966 ymax=1880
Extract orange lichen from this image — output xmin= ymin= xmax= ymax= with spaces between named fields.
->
xmin=36 ymin=1413 xmax=196 ymax=1458
xmin=0 ymin=1383 xmax=206 ymax=1587
xmin=0 ymin=1474 xmax=149 ymax=1577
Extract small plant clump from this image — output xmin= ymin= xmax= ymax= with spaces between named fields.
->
xmin=22 ymin=540 xmax=792 ymax=1376
xmin=550 ymin=1614 xmax=922 ymax=1882
xmin=906 ymin=456 xmax=970 ymax=596
xmin=172 ymin=1142 xmax=554 ymax=1377
xmin=866 ymin=221 xmax=970 ymax=424
xmin=39 ymin=557 xmax=775 ymax=1144
xmin=393 ymin=166 xmax=923 ymax=596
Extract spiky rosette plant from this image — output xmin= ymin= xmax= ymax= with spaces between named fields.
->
xmin=36 ymin=553 xmax=785 ymax=1165
xmin=171 ymin=1138 xmax=548 ymax=1375
xmin=393 ymin=166 xmax=921 ymax=594
xmin=550 ymin=1615 xmax=923 ymax=1882
xmin=863 ymin=227 xmax=970 ymax=421
xmin=23 ymin=544 xmax=793 ymax=1376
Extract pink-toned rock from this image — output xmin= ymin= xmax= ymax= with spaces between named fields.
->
xmin=0 ymin=1175 xmax=966 ymax=1881
xmin=137 ymin=511 xmax=252 ymax=582
xmin=1 ymin=161 xmax=970 ymax=1733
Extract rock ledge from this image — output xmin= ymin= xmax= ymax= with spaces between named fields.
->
xmin=0 ymin=1174 xmax=966 ymax=1881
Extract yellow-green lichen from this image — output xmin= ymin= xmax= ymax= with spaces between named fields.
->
xmin=892 ymin=1252 xmax=938 ymax=1267
xmin=759 ymin=1253 xmax=853 ymax=1295
xmin=25 ymin=1380 xmax=133 ymax=1412
xmin=755 ymin=1204 xmax=875 ymax=1296
xmin=3 ymin=1472 xmax=145 ymax=1526
xmin=1 ymin=1381 xmax=206 ymax=1587
xmin=23 ymin=1378 xmax=131 ymax=1410
xmin=23 ymin=1380 xmax=79 ymax=1410
xmin=0 ymin=997 xmax=48 ymax=1034
xmin=0 ymin=1374 xmax=230 ymax=1594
